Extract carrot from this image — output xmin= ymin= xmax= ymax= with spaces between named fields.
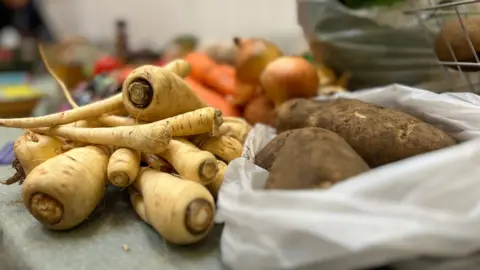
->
xmin=22 ymin=145 xmax=111 ymax=230
xmin=185 ymin=77 xmax=240 ymax=117
xmin=31 ymin=120 xmax=172 ymax=154
xmin=4 ymin=131 xmax=67 ymax=185
xmin=141 ymin=153 xmax=174 ymax=173
xmin=184 ymin=52 xmax=236 ymax=96
xmin=123 ymin=63 xmax=206 ymax=122
xmin=129 ymin=168 xmax=215 ymax=245
xmin=0 ymin=59 xmax=192 ymax=128
xmin=207 ymin=160 xmax=227 ymax=198
xmin=191 ymin=134 xmax=243 ymax=163
xmin=158 ymin=138 xmax=218 ymax=185
xmin=107 ymin=148 xmax=141 ymax=187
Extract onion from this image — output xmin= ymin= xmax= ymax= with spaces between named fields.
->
xmin=260 ymin=56 xmax=319 ymax=107
xmin=234 ymin=37 xmax=283 ymax=84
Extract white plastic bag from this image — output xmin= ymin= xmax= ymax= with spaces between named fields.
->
xmin=217 ymin=84 xmax=480 ymax=270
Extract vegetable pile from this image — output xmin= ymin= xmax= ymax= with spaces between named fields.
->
xmin=1 ymin=58 xmax=251 ymax=245
xmin=255 ymin=98 xmax=458 ymax=190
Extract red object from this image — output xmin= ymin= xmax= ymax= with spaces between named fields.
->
xmin=185 ymin=77 xmax=240 ymax=117
xmin=93 ymin=55 xmax=122 ymax=75
xmin=116 ymin=66 xmax=135 ymax=84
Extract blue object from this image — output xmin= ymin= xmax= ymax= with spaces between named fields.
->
xmin=0 ymin=141 xmax=15 ymax=164
xmin=0 ymin=72 xmax=28 ymax=85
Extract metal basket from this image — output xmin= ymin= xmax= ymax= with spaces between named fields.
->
xmin=405 ymin=0 xmax=480 ymax=93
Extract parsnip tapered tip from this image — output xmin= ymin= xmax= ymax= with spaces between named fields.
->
xmin=109 ymin=171 xmax=131 ymax=188
xmin=185 ymin=198 xmax=214 ymax=235
xmin=198 ymin=160 xmax=218 ymax=185
xmin=29 ymin=193 xmax=63 ymax=226
xmin=127 ymin=79 xmax=153 ymax=108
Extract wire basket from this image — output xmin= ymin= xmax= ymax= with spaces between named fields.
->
xmin=405 ymin=0 xmax=480 ymax=93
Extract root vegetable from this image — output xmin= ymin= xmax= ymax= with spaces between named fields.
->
xmin=107 ymin=148 xmax=141 ymax=187
xmin=219 ymin=116 xmax=252 ymax=144
xmin=5 ymin=132 xmax=66 ymax=185
xmin=0 ymin=94 xmax=124 ymax=128
xmin=0 ymin=60 xmax=190 ymax=129
xmin=185 ymin=77 xmax=241 ymax=117
xmin=122 ymin=64 xmax=206 ymax=122
xmin=22 ymin=145 xmax=111 ymax=230
xmin=260 ymin=56 xmax=319 ymax=107
xmin=207 ymin=160 xmax=227 ymax=198
xmin=141 ymin=153 xmax=174 ymax=172
xmin=130 ymin=169 xmax=215 ymax=245
xmin=244 ymin=94 xmax=275 ymax=126
xmin=167 ymin=107 xmax=223 ymax=137
xmin=254 ymin=130 xmax=293 ymax=171
xmin=32 ymin=120 xmax=172 ymax=154
xmin=265 ymin=127 xmax=370 ymax=190
xmin=158 ymin=138 xmax=218 ymax=185
xmin=275 ymin=98 xmax=457 ymax=167
xmin=191 ymin=135 xmax=242 ymax=163
xmin=435 ymin=18 xmax=480 ymax=71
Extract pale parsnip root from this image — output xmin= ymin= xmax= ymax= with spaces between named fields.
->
xmin=192 ymin=135 xmax=243 ymax=163
xmin=32 ymin=120 xmax=172 ymax=154
xmin=141 ymin=153 xmax=174 ymax=173
xmin=207 ymin=160 xmax=228 ymax=198
xmin=219 ymin=116 xmax=252 ymax=144
xmin=122 ymin=63 xmax=206 ymax=122
xmin=0 ymin=94 xmax=124 ymax=128
xmin=158 ymin=138 xmax=218 ymax=185
xmin=5 ymin=132 xmax=67 ymax=185
xmin=22 ymin=145 xmax=111 ymax=230
xmin=101 ymin=107 xmax=223 ymax=137
xmin=108 ymin=148 xmax=141 ymax=187
xmin=131 ymin=168 xmax=215 ymax=245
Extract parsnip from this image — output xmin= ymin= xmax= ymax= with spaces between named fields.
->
xmin=108 ymin=148 xmax=141 ymax=187
xmin=141 ymin=153 xmax=173 ymax=173
xmin=0 ymin=59 xmax=191 ymax=129
xmin=122 ymin=63 xmax=206 ymax=122
xmin=158 ymin=138 xmax=218 ymax=185
xmin=100 ymin=107 xmax=223 ymax=137
xmin=192 ymin=135 xmax=243 ymax=163
xmin=22 ymin=145 xmax=111 ymax=230
xmin=130 ymin=169 xmax=215 ymax=245
xmin=4 ymin=131 xmax=66 ymax=185
xmin=31 ymin=120 xmax=172 ymax=154
xmin=207 ymin=160 xmax=228 ymax=198
xmin=219 ymin=116 xmax=252 ymax=144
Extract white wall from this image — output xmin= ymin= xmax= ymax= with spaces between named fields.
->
xmin=40 ymin=0 xmax=307 ymax=53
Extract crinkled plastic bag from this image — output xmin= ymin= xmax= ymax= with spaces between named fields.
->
xmin=217 ymin=84 xmax=480 ymax=270
xmin=297 ymin=0 xmax=480 ymax=92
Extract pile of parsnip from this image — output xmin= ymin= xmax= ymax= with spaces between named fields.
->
xmin=1 ymin=58 xmax=251 ymax=245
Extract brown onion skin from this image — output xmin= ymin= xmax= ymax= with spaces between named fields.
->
xmin=260 ymin=56 xmax=319 ymax=107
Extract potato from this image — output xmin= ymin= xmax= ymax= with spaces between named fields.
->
xmin=265 ymin=127 xmax=369 ymax=190
xmin=435 ymin=18 xmax=480 ymax=72
xmin=275 ymin=98 xmax=457 ymax=167
xmin=254 ymin=130 xmax=293 ymax=171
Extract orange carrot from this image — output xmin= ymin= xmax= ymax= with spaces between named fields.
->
xmin=185 ymin=52 xmax=236 ymax=96
xmin=185 ymin=77 xmax=240 ymax=117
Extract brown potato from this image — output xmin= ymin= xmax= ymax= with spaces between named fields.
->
xmin=265 ymin=127 xmax=369 ymax=190
xmin=435 ymin=18 xmax=480 ymax=71
xmin=244 ymin=94 xmax=276 ymax=126
xmin=254 ymin=130 xmax=293 ymax=171
xmin=275 ymin=98 xmax=457 ymax=167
